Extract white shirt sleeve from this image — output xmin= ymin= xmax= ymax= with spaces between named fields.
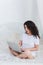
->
xmin=34 ymin=37 xmax=39 ymax=45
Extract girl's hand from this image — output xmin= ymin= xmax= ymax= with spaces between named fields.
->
xmin=18 ymin=40 xmax=22 ymax=47
xmin=21 ymin=48 xmax=26 ymax=52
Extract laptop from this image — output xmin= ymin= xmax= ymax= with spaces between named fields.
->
xmin=7 ymin=32 xmax=23 ymax=52
xmin=8 ymin=41 xmax=22 ymax=52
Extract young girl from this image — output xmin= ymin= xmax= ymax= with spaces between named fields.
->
xmin=9 ymin=20 xmax=40 ymax=59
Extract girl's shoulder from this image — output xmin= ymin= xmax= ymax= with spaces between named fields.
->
xmin=33 ymin=36 xmax=39 ymax=40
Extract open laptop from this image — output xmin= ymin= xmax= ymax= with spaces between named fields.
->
xmin=8 ymin=41 xmax=22 ymax=53
xmin=7 ymin=33 xmax=23 ymax=52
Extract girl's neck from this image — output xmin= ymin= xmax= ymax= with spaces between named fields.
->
xmin=25 ymin=32 xmax=32 ymax=36
xmin=28 ymin=33 xmax=32 ymax=36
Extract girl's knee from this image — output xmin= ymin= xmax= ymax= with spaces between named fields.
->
xmin=25 ymin=50 xmax=31 ymax=54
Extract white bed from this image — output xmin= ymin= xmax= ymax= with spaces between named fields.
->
xmin=0 ymin=39 xmax=43 ymax=65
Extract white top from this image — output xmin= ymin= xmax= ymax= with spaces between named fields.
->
xmin=21 ymin=33 xmax=39 ymax=48
xmin=21 ymin=33 xmax=39 ymax=56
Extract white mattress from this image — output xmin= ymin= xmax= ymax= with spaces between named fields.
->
xmin=0 ymin=41 xmax=43 ymax=65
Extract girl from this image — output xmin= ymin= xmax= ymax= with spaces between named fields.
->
xmin=9 ymin=20 xmax=40 ymax=59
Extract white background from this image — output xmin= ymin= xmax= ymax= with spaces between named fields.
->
xmin=0 ymin=0 xmax=43 ymax=41
xmin=0 ymin=0 xmax=43 ymax=25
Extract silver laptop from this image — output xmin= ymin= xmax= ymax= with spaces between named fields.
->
xmin=8 ymin=42 xmax=21 ymax=52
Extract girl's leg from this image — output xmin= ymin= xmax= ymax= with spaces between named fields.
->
xmin=9 ymin=47 xmax=20 ymax=56
xmin=17 ymin=50 xmax=34 ymax=59
xmin=9 ymin=47 xmax=35 ymax=59
xmin=25 ymin=50 xmax=35 ymax=59
xmin=11 ymin=50 xmax=19 ymax=56
xmin=17 ymin=52 xmax=28 ymax=59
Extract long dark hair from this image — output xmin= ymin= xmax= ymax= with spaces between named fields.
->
xmin=24 ymin=20 xmax=40 ymax=38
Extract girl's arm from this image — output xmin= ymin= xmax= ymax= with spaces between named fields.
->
xmin=27 ymin=44 xmax=39 ymax=51
xmin=21 ymin=44 xmax=39 ymax=51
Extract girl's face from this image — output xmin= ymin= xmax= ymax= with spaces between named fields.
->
xmin=24 ymin=25 xmax=32 ymax=35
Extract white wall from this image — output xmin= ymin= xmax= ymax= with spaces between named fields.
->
xmin=38 ymin=0 xmax=43 ymax=27
xmin=0 ymin=0 xmax=25 ymax=44
xmin=0 ymin=0 xmax=43 ymax=26
xmin=38 ymin=0 xmax=43 ymax=38
xmin=0 ymin=0 xmax=26 ymax=25
xmin=0 ymin=0 xmax=43 ymax=44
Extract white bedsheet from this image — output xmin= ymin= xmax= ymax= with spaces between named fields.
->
xmin=0 ymin=42 xmax=43 ymax=65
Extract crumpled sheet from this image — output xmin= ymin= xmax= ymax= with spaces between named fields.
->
xmin=0 ymin=42 xmax=43 ymax=65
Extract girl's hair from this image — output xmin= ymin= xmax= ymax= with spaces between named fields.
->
xmin=24 ymin=20 xmax=40 ymax=38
